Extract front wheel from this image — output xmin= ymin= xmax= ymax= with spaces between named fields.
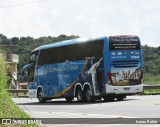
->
xmin=37 ymin=89 xmax=46 ymax=103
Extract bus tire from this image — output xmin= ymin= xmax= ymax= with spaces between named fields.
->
xmin=84 ymin=86 xmax=94 ymax=102
xmin=37 ymin=89 xmax=46 ymax=103
xmin=116 ymin=95 xmax=126 ymax=101
xmin=95 ymin=96 xmax=102 ymax=101
xmin=76 ymin=87 xmax=83 ymax=102
xmin=65 ymin=97 xmax=73 ymax=102
xmin=103 ymin=95 xmax=115 ymax=102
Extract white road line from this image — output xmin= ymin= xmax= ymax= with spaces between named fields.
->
xmin=43 ymin=124 xmax=160 ymax=127
xmin=28 ymin=111 xmax=138 ymax=118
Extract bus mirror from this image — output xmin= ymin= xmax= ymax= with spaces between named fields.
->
xmin=65 ymin=60 xmax=70 ymax=63
xmin=22 ymin=70 xmax=24 ymax=76
xmin=22 ymin=63 xmax=33 ymax=72
xmin=36 ymin=65 xmax=41 ymax=69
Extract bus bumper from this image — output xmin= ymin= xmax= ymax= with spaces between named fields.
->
xmin=105 ymin=84 xmax=143 ymax=94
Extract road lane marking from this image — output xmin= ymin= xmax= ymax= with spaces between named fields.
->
xmin=27 ymin=111 xmax=138 ymax=118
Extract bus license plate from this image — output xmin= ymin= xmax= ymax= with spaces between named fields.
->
xmin=124 ymin=87 xmax=130 ymax=90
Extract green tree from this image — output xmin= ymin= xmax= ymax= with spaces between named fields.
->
xmin=11 ymin=37 xmax=19 ymax=45
xmin=142 ymin=45 xmax=160 ymax=75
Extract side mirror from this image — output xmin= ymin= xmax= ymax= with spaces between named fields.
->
xmin=22 ymin=63 xmax=33 ymax=72
xmin=36 ymin=64 xmax=41 ymax=69
xmin=22 ymin=70 xmax=24 ymax=76
xmin=65 ymin=60 xmax=70 ymax=63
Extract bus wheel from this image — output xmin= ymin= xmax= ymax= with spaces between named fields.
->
xmin=37 ymin=89 xmax=46 ymax=103
xmin=103 ymin=95 xmax=115 ymax=102
xmin=65 ymin=97 xmax=73 ymax=102
xmin=95 ymin=96 xmax=102 ymax=101
xmin=76 ymin=88 xmax=83 ymax=102
xmin=84 ymin=87 xmax=94 ymax=102
xmin=116 ymin=95 xmax=126 ymax=101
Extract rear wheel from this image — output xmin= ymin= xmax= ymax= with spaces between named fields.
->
xmin=76 ymin=88 xmax=83 ymax=102
xmin=103 ymin=95 xmax=115 ymax=102
xmin=116 ymin=95 xmax=126 ymax=101
xmin=94 ymin=96 xmax=102 ymax=101
xmin=84 ymin=87 xmax=94 ymax=102
xmin=65 ymin=97 xmax=74 ymax=102
xmin=37 ymin=89 xmax=46 ymax=103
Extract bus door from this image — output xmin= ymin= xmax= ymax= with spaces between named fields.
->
xmin=96 ymin=58 xmax=104 ymax=93
xmin=96 ymin=68 xmax=104 ymax=93
xmin=88 ymin=57 xmax=104 ymax=95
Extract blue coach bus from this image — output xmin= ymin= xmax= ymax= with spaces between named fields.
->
xmin=23 ymin=35 xmax=143 ymax=103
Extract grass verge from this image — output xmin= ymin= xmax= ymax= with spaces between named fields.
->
xmin=0 ymin=51 xmax=39 ymax=127
xmin=143 ymin=89 xmax=160 ymax=95
xmin=144 ymin=73 xmax=160 ymax=85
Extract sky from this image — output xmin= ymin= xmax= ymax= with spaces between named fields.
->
xmin=0 ymin=0 xmax=160 ymax=47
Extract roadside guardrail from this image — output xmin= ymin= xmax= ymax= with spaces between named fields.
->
xmin=7 ymin=89 xmax=28 ymax=97
xmin=143 ymin=85 xmax=160 ymax=90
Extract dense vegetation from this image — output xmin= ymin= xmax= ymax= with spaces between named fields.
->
xmin=0 ymin=33 xmax=159 ymax=83
xmin=142 ymin=45 xmax=160 ymax=84
xmin=0 ymin=50 xmax=39 ymax=127
xmin=143 ymin=45 xmax=160 ymax=75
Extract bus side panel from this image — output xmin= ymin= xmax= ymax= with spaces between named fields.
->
xmin=57 ymin=62 xmax=72 ymax=97
xmin=64 ymin=58 xmax=106 ymax=98
xmin=61 ymin=60 xmax=87 ymax=97
xmin=36 ymin=58 xmax=106 ymax=98
xmin=44 ymin=64 xmax=59 ymax=97
xmin=43 ymin=61 xmax=85 ymax=98
xmin=70 ymin=58 xmax=105 ymax=97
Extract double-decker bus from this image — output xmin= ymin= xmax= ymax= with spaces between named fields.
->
xmin=23 ymin=35 xmax=143 ymax=103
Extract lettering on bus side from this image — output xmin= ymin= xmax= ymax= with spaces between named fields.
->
xmin=46 ymin=64 xmax=79 ymax=73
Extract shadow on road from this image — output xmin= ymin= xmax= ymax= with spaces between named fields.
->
xmin=16 ymin=99 xmax=137 ymax=106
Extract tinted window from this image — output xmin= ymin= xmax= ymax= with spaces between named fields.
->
xmin=109 ymin=37 xmax=140 ymax=51
xmin=38 ymin=40 xmax=104 ymax=65
xmin=64 ymin=40 xmax=104 ymax=61
xmin=38 ymin=47 xmax=65 ymax=65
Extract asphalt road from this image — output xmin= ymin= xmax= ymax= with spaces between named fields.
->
xmin=12 ymin=95 xmax=160 ymax=127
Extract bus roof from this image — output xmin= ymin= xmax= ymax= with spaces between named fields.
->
xmin=32 ymin=36 xmax=108 ymax=53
